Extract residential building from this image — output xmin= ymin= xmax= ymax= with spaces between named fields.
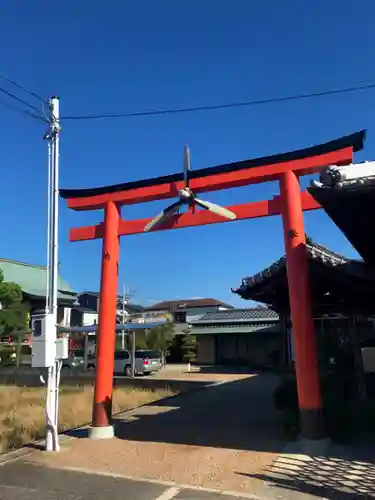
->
xmin=189 ymin=308 xmax=281 ymax=366
xmin=0 ymin=258 xmax=77 ymax=327
xmin=76 ymin=291 xmax=144 ymax=323
xmin=70 ymin=307 xmax=98 ymax=327
xmin=144 ymin=298 xmax=233 ymax=334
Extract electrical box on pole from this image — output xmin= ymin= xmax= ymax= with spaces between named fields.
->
xmin=56 ymin=337 xmax=69 ymax=360
xmin=31 ymin=313 xmax=56 ymax=368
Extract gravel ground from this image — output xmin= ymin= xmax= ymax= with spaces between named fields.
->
xmin=26 ymin=374 xmax=285 ymax=497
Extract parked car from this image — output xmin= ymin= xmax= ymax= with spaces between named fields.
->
xmin=114 ymin=349 xmax=162 ymax=376
xmin=62 ymin=349 xmax=85 ymax=369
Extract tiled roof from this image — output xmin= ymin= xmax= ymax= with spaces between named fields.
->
xmin=233 ymin=240 xmax=375 ymax=301
xmin=146 ymin=298 xmax=234 ymax=311
xmin=80 ymin=291 xmax=100 ymax=297
xmin=190 ymin=308 xmax=278 ymax=324
xmin=0 ymin=258 xmax=76 ymax=303
xmin=309 ymin=179 xmax=375 ymax=265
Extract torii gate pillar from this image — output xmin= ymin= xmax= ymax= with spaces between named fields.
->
xmin=89 ymin=201 xmax=120 ymax=439
xmin=280 ymin=171 xmax=324 ymax=440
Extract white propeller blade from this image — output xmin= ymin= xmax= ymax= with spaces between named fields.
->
xmin=184 ymin=144 xmax=190 ymax=186
xmin=194 ymin=198 xmax=236 ymax=220
xmin=144 ymin=201 xmax=181 ymax=232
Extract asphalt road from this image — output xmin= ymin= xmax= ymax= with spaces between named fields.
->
xmin=0 ymin=460 xmax=255 ymax=500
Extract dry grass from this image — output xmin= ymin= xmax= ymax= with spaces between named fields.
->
xmin=0 ymin=385 xmax=173 ymax=453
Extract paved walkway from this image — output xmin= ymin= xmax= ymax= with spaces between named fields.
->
xmin=2 ymin=372 xmax=374 ymax=499
xmin=25 ymin=374 xmax=285 ymax=497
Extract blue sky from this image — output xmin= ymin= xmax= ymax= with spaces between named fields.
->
xmin=0 ymin=1 xmax=374 ymax=307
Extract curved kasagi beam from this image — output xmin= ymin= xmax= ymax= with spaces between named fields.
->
xmin=58 ymin=320 xmax=170 ymax=334
xmin=60 ymin=131 xmax=365 ymax=211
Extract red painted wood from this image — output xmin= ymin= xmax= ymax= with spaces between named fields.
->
xmin=69 ymin=191 xmax=320 ymax=242
xmin=92 ymin=201 xmax=120 ymax=428
xmin=280 ymin=171 xmax=323 ymax=436
xmin=66 ymin=147 xmax=353 ymax=211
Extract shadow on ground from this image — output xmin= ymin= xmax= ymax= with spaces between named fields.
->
xmin=69 ymin=374 xmax=286 ymax=453
xmin=64 ymin=373 xmax=375 ymax=499
xmin=238 ymin=445 xmax=375 ymax=499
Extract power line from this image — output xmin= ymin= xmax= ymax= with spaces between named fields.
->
xmin=0 ymin=96 xmax=47 ymax=122
xmin=0 ymin=74 xmax=49 ymax=105
xmin=61 ymin=81 xmax=375 ymax=121
xmin=0 ymin=85 xmax=47 ymax=119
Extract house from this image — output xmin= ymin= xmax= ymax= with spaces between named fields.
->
xmin=76 ymin=291 xmax=144 ymax=324
xmin=144 ymin=298 xmax=233 ymax=333
xmin=70 ymin=307 xmax=99 ymax=327
xmin=0 ymin=258 xmax=77 ymax=327
xmin=232 ymin=240 xmax=375 ymax=369
xmin=189 ymin=308 xmax=281 ymax=366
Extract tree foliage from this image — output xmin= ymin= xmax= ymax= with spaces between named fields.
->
xmin=181 ymin=333 xmax=196 ymax=363
xmin=305 ymin=234 xmax=314 ymax=246
xmin=145 ymin=323 xmax=175 ymax=354
xmin=0 ymin=270 xmax=29 ymax=335
xmin=122 ymin=323 xmax=176 ymax=356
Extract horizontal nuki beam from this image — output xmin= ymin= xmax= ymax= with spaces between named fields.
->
xmin=70 ymin=191 xmax=320 ymax=242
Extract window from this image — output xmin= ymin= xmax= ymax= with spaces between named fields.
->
xmin=174 ymin=311 xmax=186 ymax=323
xmin=135 ymin=351 xmax=160 ymax=359
xmin=115 ymin=351 xmax=130 ymax=360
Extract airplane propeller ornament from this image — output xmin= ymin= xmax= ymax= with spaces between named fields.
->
xmin=144 ymin=145 xmax=237 ymax=232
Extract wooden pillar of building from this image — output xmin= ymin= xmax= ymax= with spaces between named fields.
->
xmin=91 ymin=201 xmax=120 ymax=438
xmin=279 ymin=170 xmax=325 ymax=440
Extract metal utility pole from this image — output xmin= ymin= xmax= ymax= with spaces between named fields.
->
xmin=121 ymin=284 xmax=127 ymax=350
xmin=121 ymin=284 xmax=135 ymax=349
xmin=131 ymin=330 xmax=136 ymax=378
xmin=44 ymin=97 xmax=61 ymax=452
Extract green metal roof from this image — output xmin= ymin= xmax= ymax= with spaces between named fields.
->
xmin=0 ymin=258 xmax=77 ymax=304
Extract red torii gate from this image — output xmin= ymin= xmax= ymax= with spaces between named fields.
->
xmin=60 ymin=130 xmax=365 ymax=442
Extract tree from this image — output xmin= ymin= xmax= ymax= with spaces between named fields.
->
xmin=119 ymin=323 xmax=176 ymax=363
xmin=0 ymin=270 xmax=29 ymax=335
xmin=0 ymin=270 xmax=29 ymax=367
xmin=305 ymin=234 xmax=314 ymax=246
xmin=181 ymin=333 xmax=196 ymax=364
xmin=144 ymin=323 xmax=175 ymax=363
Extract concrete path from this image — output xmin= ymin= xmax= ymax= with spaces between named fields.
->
xmin=3 ymin=372 xmax=373 ymax=498
xmin=24 ymin=374 xmax=286 ymax=498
